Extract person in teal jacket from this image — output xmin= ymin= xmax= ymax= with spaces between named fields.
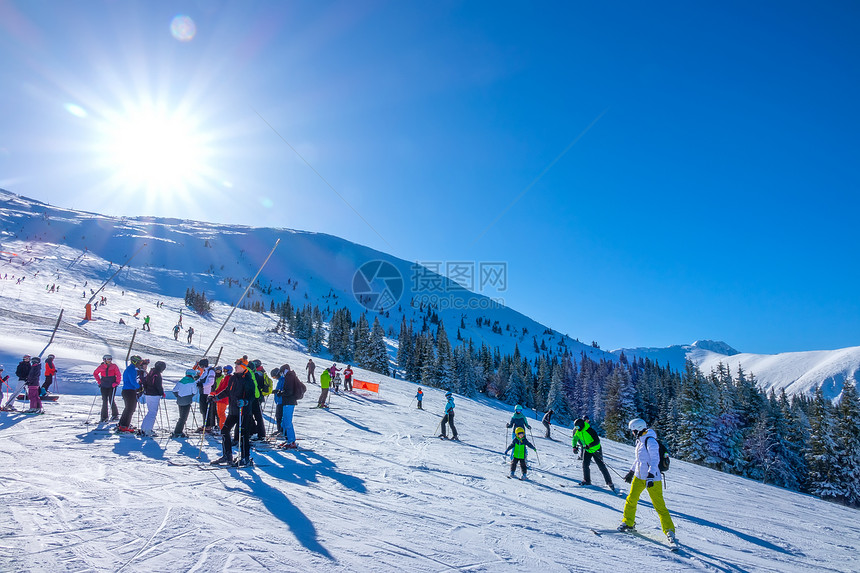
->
xmin=505 ymin=427 xmax=537 ymax=479
xmin=572 ymin=417 xmax=615 ymax=491
xmin=506 ymin=404 xmax=530 ymax=439
xmin=440 ymin=392 xmax=458 ymax=440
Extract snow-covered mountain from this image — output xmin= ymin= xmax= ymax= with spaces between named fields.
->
xmin=0 ymin=257 xmax=857 ymax=572
xmin=614 ymin=340 xmax=860 ymax=401
xmin=0 ymin=189 xmax=610 ymax=365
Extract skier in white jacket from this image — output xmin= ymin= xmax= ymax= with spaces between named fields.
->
xmin=617 ymin=418 xmax=676 ymax=546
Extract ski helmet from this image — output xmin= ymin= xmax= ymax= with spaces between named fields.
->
xmin=223 ymin=365 xmax=233 ymax=374
xmin=185 ymin=369 xmax=197 ymax=377
xmin=628 ymin=418 xmax=647 ymax=433
xmin=103 ymin=354 xmax=112 ymax=362
xmin=23 ymin=354 xmax=30 ymax=361
xmin=153 ymin=361 xmax=167 ymax=372
xmin=130 ymin=355 xmax=142 ymax=365
xmin=47 ymin=354 xmax=55 ymax=360
xmin=515 ymin=427 xmax=525 ymax=436
xmin=198 ymin=358 xmax=209 ymax=368
xmin=573 ymin=418 xmax=585 ymax=431
xmin=445 ymin=391 xmax=453 ymax=397
xmin=514 ymin=405 xmax=522 ymax=413
xmin=31 ymin=356 xmax=41 ymax=363
xmin=270 ymin=367 xmax=281 ymax=378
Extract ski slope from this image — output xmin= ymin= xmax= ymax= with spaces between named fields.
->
xmin=0 ymin=265 xmax=858 ymax=572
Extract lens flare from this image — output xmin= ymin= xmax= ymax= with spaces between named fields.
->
xmin=64 ymin=103 xmax=88 ymax=118
xmin=170 ymin=15 xmax=196 ymax=42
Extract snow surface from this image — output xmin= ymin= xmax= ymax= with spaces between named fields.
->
xmin=1 ymin=246 xmax=859 ymax=572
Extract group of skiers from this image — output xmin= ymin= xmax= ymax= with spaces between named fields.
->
xmin=0 ymin=353 xmax=58 ymax=413
xmin=308 ymin=360 xmax=355 ymax=408
xmin=86 ymin=353 xmax=312 ymax=467
xmin=502 ymin=404 xmax=676 ymax=546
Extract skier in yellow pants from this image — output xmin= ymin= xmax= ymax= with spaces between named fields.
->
xmin=618 ymin=418 xmax=677 ymax=547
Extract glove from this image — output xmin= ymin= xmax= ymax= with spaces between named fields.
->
xmin=624 ymin=470 xmax=634 ymax=484
xmin=646 ymin=472 xmax=654 ymax=488
xmin=208 ymin=395 xmax=215 ymax=402
xmin=506 ymin=423 xmax=511 ymax=428
xmin=573 ymin=446 xmax=580 ymax=455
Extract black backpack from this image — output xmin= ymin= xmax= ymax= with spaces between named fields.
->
xmin=295 ymin=380 xmax=307 ymax=400
xmin=649 ymin=437 xmax=671 ymax=473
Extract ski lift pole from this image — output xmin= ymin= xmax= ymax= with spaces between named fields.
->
xmin=125 ymin=329 xmax=138 ymax=366
xmin=85 ymin=242 xmax=148 ymax=320
xmin=199 ymin=239 xmax=280 ymax=362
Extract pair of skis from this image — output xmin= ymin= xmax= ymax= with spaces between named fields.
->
xmin=590 ymin=527 xmax=680 ymax=551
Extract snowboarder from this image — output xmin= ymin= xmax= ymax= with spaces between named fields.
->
xmin=617 ymin=418 xmax=676 ymax=547
xmin=306 ymin=358 xmax=316 ymax=385
xmin=505 ymin=427 xmax=537 ymax=479
xmin=415 ymin=387 xmax=424 ymax=409
xmin=142 ymin=315 xmax=151 ymax=331
xmin=317 ymin=367 xmax=331 ymax=408
xmin=572 ymin=418 xmax=615 ymax=491
xmin=41 ymin=354 xmax=57 ymax=394
xmin=173 ymin=324 xmax=180 ymax=341
xmin=440 ymin=392 xmax=458 ymax=440
xmin=210 ymin=359 xmax=256 ymax=467
xmin=506 ymin=404 xmax=531 ymax=439
xmin=139 ymin=361 xmax=166 ymax=436
xmin=186 ymin=326 xmax=194 ymax=343
xmin=171 ymin=369 xmax=198 ymax=438
xmin=542 ymin=409 xmax=554 ymax=439
xmin=117 ymin=356 xmax=142 ymax=432
xmin=25 ymin=356 xmax=43 ymax=413
xmin=93 ymin=355 xmax=121 ymax=422
xmin=343 ymin=365 xmax=353 ymax=392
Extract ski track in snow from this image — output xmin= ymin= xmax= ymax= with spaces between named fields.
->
xmin=0 ymin=254 xmax=858 ymax=572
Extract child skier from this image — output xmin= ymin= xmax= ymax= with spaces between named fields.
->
xmin=42 ymin=354 xmax=57 ymax=394
xmin=212 ymin=365 xmax=231 ymax=429
xmin=171 ymin=369 xmax=198 ymax=438
xmin=505 ymin=427 xmax=537 ymax=480
xmin=618 ymin=418 xmax=677 ymax=548
xmin=415 ymin=387 xmax=424 ymax=409
xmin=506 ymin=404 xmax=530 ymax=439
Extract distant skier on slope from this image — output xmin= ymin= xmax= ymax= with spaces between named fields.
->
xmin=506 ymin=404 xmax=530 ymax=439
xmin=571 ymin=418 xmax=615 ymax=492
xmin=542 ymin=409 xmax=554 ymax=439
xmin=173 ymin=324 xmax=180 ymax=341
xmin=440 ymin=392 xmax=459 ymax=440
xmin=343 ymin=365 xmax=353 ymax=392
xmin=415 ymin=387 xmax=424 ymax=410
xmin=505 ymin=427 xmax=537 ymax=480
xmin=306 ymin=359 xmax=316 ymax=385
xmin=617 ymin=418 xmax=677 ymax=548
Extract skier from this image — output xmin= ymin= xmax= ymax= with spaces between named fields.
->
xmin=333 ymin=371 xmax=341 ymax=394
xmin=170 ymin=369 xmax=198 ymax=438
xmin=25 ymin=356 xmax=43 ymax=413
xmin=117 ymin=356 xmax=142 ymax=432
xmin=134 ymin=308 xmax=140 ymax=318
xmin=617 ymin=418 xmax=676 ymax=547
xmin=571 ymin=418 xmax=616 ymax=491
xmin=505 ymin=427 xmax=537 ymax=479
xmin=249 ymin=359 xmax=269 ymax=440
xmin=42 ymin=354 xmax=57 ymax=394
xmin=16 ymin=354 xmax=31 ymax=387
xmin=343 ymin=365 xmax=354 ymax=392
xmin=542 ymin=409 xmax=554 ymax=439
xmin=211 ymin=365 xmax=230 ymax=429
xmin=173 ymin=324 xmax=180 ymax=341
xmin=93 ymin=355 xmax=121 ymax=422
xmin=139 ymin=361 xmax=166 ymax=436
xmin=186 ymin=326 xmax=194 ymax=343
xmin=210 ymin=359 xmax=256 ymax=467
xmin=142 ymin=315 xmax=151 ymax=332
xmin=440 ymin=392 xmax=459 ymax=440
xmin=506 ymin=404 xmax=531 ymax=439
xmin=196 ymin=358 xmax=217 ymax=432
xmin=306 ymin=358 xmax=316 ymax=385
xmin=317 ymin=367 xmax=331 ymax=408
xmin=275 ymin=364 xmax=302 ymax=449
xmin=415 ymin=387 xmax=424 ymax=409
xmin=0 ymin=366 xmax=9 ymax=408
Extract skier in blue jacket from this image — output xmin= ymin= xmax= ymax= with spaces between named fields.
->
xmin=440 ymin=392 xmax=459 ymax=440
xmin=117 ymin=355 xmax=142 ymax=432
xmin=506 ymin=404 xmax=531 ymax=439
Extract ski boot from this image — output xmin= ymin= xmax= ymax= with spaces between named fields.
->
xmin=617 ymin=523 xmax=635 ymax=533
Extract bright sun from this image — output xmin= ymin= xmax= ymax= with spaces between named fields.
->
xmin=102 ymin=106 xmax=211 ymax=197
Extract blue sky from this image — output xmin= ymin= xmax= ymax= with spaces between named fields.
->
xmin=1 ymin=0 xmax=858 ymax=354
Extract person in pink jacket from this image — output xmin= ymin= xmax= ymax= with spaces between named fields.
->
xmin=93 ymin=354 xmax=121 ymax=422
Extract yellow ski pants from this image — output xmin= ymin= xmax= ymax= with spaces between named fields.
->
xmin=622 ymin=477 xmax=675 ymax=534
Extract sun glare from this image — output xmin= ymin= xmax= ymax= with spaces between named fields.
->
xmin=103 ymin=107 xmax=211 ymax=198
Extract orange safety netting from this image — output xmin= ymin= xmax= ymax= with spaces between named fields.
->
xmin=353 ymin=379 xmax=379 ymax=393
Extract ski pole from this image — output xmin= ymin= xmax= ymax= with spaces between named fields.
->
xmin=85 ymin=392 xmax=98 ymax=425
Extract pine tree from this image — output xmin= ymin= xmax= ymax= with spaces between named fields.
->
xmin=352 ymin=313 xmax=371 ymax=369
xmin=674 ymin=360 xmax=719 ymax=464
xmin=834 ymin=380 xmax=860 ymax=506
xmin=806 ymin=386 xmax=841 ymax=501
xmin=545 ymin=361 xmax=570 ymax=424
xmin=602 ymin=365 xmax=637 ymax=442
xmin=366 ymin=316 xmax=390 ymax=376
xmin=435 ymin=321 xmax=456 ymax=390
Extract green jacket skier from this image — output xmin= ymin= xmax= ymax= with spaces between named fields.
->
xmin=571 ymin=418 xmax=615 ymax=491
xmin=505 ymin=427 xmax=537 ymax=479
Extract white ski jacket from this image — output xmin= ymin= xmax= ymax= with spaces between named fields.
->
xmin=630 ymin=428 xmax=663 ymax=482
